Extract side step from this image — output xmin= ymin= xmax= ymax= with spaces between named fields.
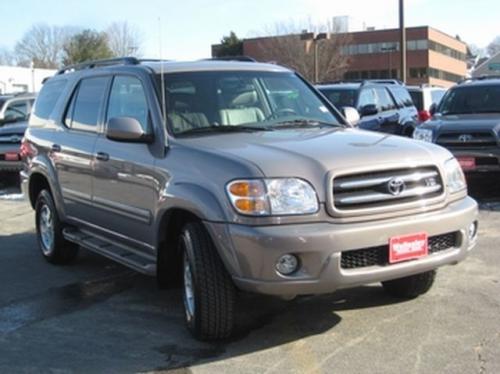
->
xmin=63 ymin=228 xmax=156 ymax=276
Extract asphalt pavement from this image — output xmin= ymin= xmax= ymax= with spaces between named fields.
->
xmin=0 ymin=175 xmax=499 ymax=374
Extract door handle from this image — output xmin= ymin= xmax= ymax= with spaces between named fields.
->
xmin=95 ymin=152 xmax=109 ymax=161
xmin=51 ymin=144 xmax=61 ymax=152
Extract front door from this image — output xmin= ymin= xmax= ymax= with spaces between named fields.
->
xmin=91 ymin=75 xmax=157 ymax=251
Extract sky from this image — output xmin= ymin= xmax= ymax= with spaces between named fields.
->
xmin=0 ymin=0 xmax=498 ymax=60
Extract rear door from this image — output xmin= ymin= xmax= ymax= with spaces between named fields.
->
xmin=357 ymin=87 xmax=383 ymax=130
xmin=374 ymin=87 xmax=400 ymax=134
xmin=91 ymin=74 xmax=157 ymax=251
xmin=55 ymin=76 xmax=110 ymax=222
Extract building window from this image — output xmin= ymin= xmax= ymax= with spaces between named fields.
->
xmin=341 ymin=38 xmax=465 ymax=62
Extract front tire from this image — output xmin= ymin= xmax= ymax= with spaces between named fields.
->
xmin=35 ymin=189 xmax=78 ymax=264
xmin=180 ymin=221 xmax=235 ymax=340
xmin=382 ymin=270 xmax=436 ymax=299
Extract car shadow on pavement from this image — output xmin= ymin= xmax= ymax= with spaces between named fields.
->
xmin=0 ymin=232 xmax=409 ymax=373
xmin=149 ymin=286 xmax=405 ymax=372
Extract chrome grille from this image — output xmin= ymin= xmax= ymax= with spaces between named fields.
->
xmin=436 ymin=131 xmax=497 ymax=148
xmin=0 ymin=134 xmax=23 ymax=144
xmin=333 ymin=166 xmax=443 ymax=211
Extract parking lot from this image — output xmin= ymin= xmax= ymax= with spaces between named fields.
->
xmin=0 ymin=176 xmax=499 ymax=374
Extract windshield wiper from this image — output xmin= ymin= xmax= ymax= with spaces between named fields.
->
xmin=272 ymin=119 xmax=342 ymax=129
xmin=177 ymin=125 xmax=273 ymax=136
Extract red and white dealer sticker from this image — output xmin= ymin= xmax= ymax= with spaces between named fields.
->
xmin=389 ymin=232 xmax=428 ymax=264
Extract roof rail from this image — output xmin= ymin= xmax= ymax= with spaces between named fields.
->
xmin=363 ymin=79 xmax=404 ymax=86
xmin=458 ymin=75 xmax=500 ymax=84
xmin=56 ymin=57 xmax=140 ymax=75
xmin=317 ymin=79 xmax=364 ymax=85
xmin=317 ymin=79 xmax=404 ymax=86
xmin=203 ymin=56 xmax=257 ymax=62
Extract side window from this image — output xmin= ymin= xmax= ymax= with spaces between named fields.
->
xmin=107 ymin=76 xmax=149 ymax=132
xmin=375 ymin=87 xmax=395 ymax=112
xmin=33 ymin=79 xmax=68 ymax=120
xmin=357 ymin=88 xmax=376 ymax=109
xmin=65 ymin=77 xmax=108 ymax=132
xmin=390 ymin=87 xmax=414 ymax=108
xmin=4 ymin=101 xmax=29 ymax=121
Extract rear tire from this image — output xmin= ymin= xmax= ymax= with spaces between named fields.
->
xmin=180 ymin=221 xmax=235 ymax=340
xmin=35 ymin=189 xmax=78 ymax=264
xmin=382 ymin=270 xmax=436 ymax=299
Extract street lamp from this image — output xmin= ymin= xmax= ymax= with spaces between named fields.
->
xmin=300 ymin=32 xmax=330 ymax=83
xmin=381 ymin=45 xmax=397 ymax=78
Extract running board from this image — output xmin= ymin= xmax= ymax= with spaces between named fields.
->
xmin=62 ymin=228 xmax=156 ymax=276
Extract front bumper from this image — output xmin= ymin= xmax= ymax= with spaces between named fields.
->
xmin=206 ymin=197 xmax=478 ymax=296
xmin=447 ymin=147 xmax=500 ymax=173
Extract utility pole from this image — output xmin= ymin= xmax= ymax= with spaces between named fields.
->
xmin=301 ymin=31 xmax=330 ymax=84
xmin=399 ymin=0 xmax=407 ymax=83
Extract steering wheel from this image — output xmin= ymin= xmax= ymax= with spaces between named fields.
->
xmin=265 ymin=108 xmax=297 ymax=121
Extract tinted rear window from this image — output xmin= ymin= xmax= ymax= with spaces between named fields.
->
xmin=33 ymin=79 xmax=67 ymax=120
xmin=319 ymin=88 xmax=357 ymax=108
xmin=66 ymin=77 xmax=108 ymax=131
xmin=409 ymin=90 xmax=423 ymax=110
xmin=389 ymin=86 xmax=415 ymax=108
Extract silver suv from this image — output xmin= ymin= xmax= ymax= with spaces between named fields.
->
xmin=21 ymin=57 xmax=478 ymax=340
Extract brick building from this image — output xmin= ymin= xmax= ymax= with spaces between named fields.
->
xmin=229 ymin=26 xmax=467 ymax=88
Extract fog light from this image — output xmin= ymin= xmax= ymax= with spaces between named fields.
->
xmin=468 ymin=221 xmax=478 ymax=242
xmin=276 ymin=254 xmax=299 ymax=275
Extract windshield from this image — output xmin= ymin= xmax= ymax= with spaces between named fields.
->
xmin=438 ymin=85 xmax=500 ymax=115
xmin=160 ymin=71 xmax=342 ymax=135
xmin=318 ymin=88 xmax=357 ymax=108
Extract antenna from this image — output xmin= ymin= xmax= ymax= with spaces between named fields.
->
xmin=158 ymin=18 xmax=167 ymax=130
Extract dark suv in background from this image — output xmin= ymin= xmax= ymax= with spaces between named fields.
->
xmin=316 ymin=80 xmax=419 ymax=136
xmin=0 ymin=93 xmax=36 ymax=174
xmin=413 ymin=76 xmax=500 ymax=175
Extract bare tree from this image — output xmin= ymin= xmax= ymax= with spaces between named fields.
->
xmin=105 ymin=22 xmax=142 ymax=57
xmin=254 ymin=20 xmax=351 ymax=83
xmin=0 ymin=47 xmax=16 ymax=66
xmin=14 ymin=24 xmax=78 ymax=68
xmin=487 ymin=35 xmax=500 ymax=57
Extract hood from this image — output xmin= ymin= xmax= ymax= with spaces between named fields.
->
xmin=425 ymin=114 xmax=500 ymax=133
xmin=178 ymin=128 xmax=451 ymax=195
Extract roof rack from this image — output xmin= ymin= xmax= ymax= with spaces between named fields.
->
xmin=458 ymin=75 xmax=500 ymax=84
xmin=363 ymin=79 xmax=404 ymax=86
xmin=203 ymin=56 xmax=257 ymax=62
xmin=56 ymin=57 xmax=140 ymax=75
xmin=317 ymin=79 xmax=404 ymax=86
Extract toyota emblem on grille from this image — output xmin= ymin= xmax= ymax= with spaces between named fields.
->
xmin=387 ymin=177 xmax=406 ymax=196
xmin=10 ymin=135 xmax=21 ymax=143
xmin=458 ymin=134 xmax=473 ymax=142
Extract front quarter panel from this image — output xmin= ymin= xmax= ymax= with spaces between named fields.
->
xmin=152 ymin=142 xmax=265 ymax=236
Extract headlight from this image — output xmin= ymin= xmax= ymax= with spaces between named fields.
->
xmin=226 ymin=178 xmax=319 ymax=216
xmin=444 ymin=158 xmax=467 ymax=193
xmin=413 ymin=128 xmax=433 ymax=142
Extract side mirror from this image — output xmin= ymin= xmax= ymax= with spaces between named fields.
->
xmin=342 ymin=106 xmax=360 ymax=126
xmin=359 ymin=104 xmax=378 ymax=117
xmin=106 ymin=117 xmax=153 ymax=143
xmin=429 ymin=103 xmax=437 ymax=116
